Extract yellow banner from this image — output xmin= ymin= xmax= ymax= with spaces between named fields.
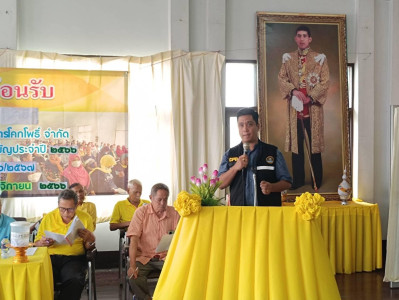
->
xmin=0 ymin=68 xmax=127 ymax=112
xmin=0 ymin=68 xmax=128 ymax=197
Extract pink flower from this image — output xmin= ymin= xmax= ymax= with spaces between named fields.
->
xmin=202 ymin=175 xmax=208 ymax=183
xmin=190 ymin=176 xmax=196 ymax=183
xmin=210 ymin=179 xmax=216 ymax=186
xmin=202 ymin=164 xmax=208 ymax=173
xmin=198 ymin=167 xmax=203 ymax=175
xmin=196 ymin=178 xmax=201 ymax=187
xmin=211 ymin=170 xmax=218 ymax=179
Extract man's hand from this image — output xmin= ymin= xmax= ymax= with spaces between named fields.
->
xmin=109 ymin=222 xmax=130 ymax=231
xmin=127 ymin=264 xmax=139 ymax=279
xmin=292 ymin=90 xmax=307 ymax=103
xmin=292 ymin=90 xmax=312 ymax=105
xmin=261 ymin=180 xmax=292 ymax=195
xmin=78 ymin=228 xmax=95 ymax=244
xmin=314 ymin=53 xmax=326 ymax=65
xmin=260 ymin=181 xmax=273 ymax=195
xmin=303 ymin=96 xmax=311 ymax=104
xmin=35 ymin=236 xmax=54 ymax=247
xmin=282 ymin=53 xmax=292 ymax=63
xmin=234 ymin=154 xmax=249 ymax=171
xmin=219 ymin=154 xmax=249 ymax=189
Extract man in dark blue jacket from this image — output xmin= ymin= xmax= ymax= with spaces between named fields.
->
xmin=218 ymin=108 xmax=292 ymax=206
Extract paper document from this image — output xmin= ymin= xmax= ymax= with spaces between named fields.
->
xmin=45 ymin=216 xmax=85 ymax=246
xmin=155 ymin=233 xmax=174 ymax=253
xmin=291 ymin=95 xmax=303 ymax=112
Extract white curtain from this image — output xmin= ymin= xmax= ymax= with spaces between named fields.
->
xmin=128 ymin=52 xmax=175 ymax=201
xmin=128 ymin=50 xmax=225 ymax=202
xmin=0 ymin=49 xmax=225 ymax=219
xmin=170 ymin=52 xmax=225 ymax=198
xmin=384 ymin=106 xmax=399 ymax=282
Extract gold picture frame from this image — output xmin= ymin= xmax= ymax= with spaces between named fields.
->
xmin=256 ymin=12 xmax=350 ymax=200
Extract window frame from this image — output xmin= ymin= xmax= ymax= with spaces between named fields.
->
xmin=224 ymin=60 xmax=257 ymax=150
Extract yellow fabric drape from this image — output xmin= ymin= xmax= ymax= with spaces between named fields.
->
xmin=0 ymin=247 xmax=54 ymax=300
xmin=154 ymin=206 xmax=340 ymax=300
xmin=285 ymin=200 xmax=382 ymax=274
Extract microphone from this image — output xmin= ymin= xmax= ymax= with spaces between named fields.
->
xmin=243 ymin=143 xmax=250 ymax=172
xmin=243 ymin=143 xmax=250 ymax=155
xmin=242 ymin=143 xmax=250 ymax=204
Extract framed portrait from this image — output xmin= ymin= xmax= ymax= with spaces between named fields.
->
xmin=256 ymin=12 xmax=350 ymax=200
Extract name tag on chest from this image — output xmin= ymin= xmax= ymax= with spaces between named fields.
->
xmin=257 ymin=166 xmax=275 ymax=171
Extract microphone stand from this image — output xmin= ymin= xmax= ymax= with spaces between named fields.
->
xmin=252 ymin=166 xmax=257 ymax=206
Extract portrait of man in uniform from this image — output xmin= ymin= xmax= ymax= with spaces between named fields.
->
xmin=257 ymin=13 xmax=350 ymax=199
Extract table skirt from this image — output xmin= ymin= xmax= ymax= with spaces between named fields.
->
xmin=285 ymin=200 xmax=383 ymax=274
xmin=0 ymin=247 xmax=54 ymax=300
xmin=154 ymin=206 xmax=340 ymax=300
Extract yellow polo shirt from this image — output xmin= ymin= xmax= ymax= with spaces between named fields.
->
xmin=35 ymin=209 xmax=94 ymax=256
xmin=77 ymin=201 xmax=97 ymax=230
xmin=110 ymin=199 xmax=150 ymax=224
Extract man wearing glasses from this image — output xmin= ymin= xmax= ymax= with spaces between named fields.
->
xmin=34 ymin=189 xmax=95 ymax=300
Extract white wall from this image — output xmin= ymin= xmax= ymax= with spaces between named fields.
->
xmin=374 ymin=0 xmax=392 ymax=241
xmin=0 ymin=0 xmax=395 ymax=241
xmin=17 ymin=0 xmax=170 ymax=56
xmin=0 ymin=0 xmax=17 ymax=49
xmin=224 ymin=0 xmax=356 ymax=61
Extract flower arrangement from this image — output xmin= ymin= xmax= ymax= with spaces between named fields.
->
xmin=189 ymin=163 xmax=222 ymax=206
xmin=173 ymin=163 xmax=222 ymax=217
xmin=174 ymin=191 xmax=202 ymax=217
xmin=294 ymin=192 xmax=325 ymax=221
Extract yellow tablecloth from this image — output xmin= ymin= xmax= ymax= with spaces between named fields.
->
xmin=154 ymin=206 xmax=340 ymax=300
xmin=0 ymin=247 xmax=54 ymax=300
xmin=284 ymin=200 xmax=383 ymax=274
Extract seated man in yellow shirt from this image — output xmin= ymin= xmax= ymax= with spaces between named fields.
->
xmin=109 ymin=179 xmax=150 ymax=231
xmin=34 ymin=189 xmax=95 ymax=300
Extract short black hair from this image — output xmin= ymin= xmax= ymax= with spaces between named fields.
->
xmin=150 ymin=183 xmax=169 ymax=197
xmin=236 ymin=108 xmax=259 ymax=125
xmin=58 ymin=189 xmax=78 ymax=205
xmin=296 ymin=25 xmax=311 ymax=37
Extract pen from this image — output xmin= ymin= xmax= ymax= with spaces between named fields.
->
xmin=128 ymin=267 xmax=139 ymax=279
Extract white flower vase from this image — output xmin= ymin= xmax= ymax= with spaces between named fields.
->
xmin=338 ymin=168 xmax=351 ymax=205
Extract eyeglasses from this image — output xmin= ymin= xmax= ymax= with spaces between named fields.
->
xmin=58 ymin=207 xmax=76 ymax=213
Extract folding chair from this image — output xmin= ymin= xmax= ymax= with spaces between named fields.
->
xmin=123 ymin=250 xmax=161 ymax=300
xmin=118 ymin=228 xmax=128 ymax=285
xmin=123 ymin=242 xmax=131 ymax=300
xmin=86 ymin=247 xmax=97 ymax=300
xmin=29 ymin=219 xmax=41 ymax=242
xmin=54 ymin=247 xmax=97 ymax=300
